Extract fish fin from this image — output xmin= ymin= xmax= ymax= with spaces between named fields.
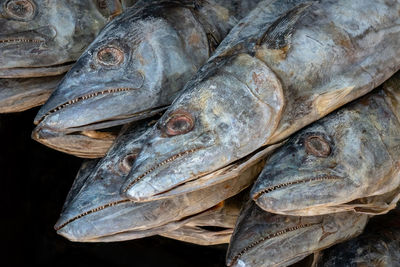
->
xmin=314 ymin=85 xmax=355 ymax=117
xmin=259 ymin=1 xmax=315 ymax=50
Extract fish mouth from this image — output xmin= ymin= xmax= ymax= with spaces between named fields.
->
xmin=228 ymin=222 xmax=321 ymax=266
xmin=54 ymin=199 xmax=134 ymax=231
xmin=122 ymin=146 xmax=205 ymax=195
xmin=0 ymin=26 xmax=69 ymax=78
xmin=31 ymin=125 xmax=120 ymax=158
xmin=123 ymin=144 xmax=280 ymax=201
xmin=55 ymin=198 xmax=223 ymax=241
xmin=34 ymin=85 xmax=168 ymax=130
xmin=0 ymin=37 xmax=45 ymax=46
xmin=252 ymin=174 xmax=343 ymax=200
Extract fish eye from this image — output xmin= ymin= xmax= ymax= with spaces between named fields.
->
xmin=164 ymin=111 xmax=195 ymax=136
xmin=118 ymin=151 xmax=139 ymax=174
xmin=96 ymin=46 xmax=124 ymax=66
xmin=5 ymin=0 xmax=36 ymax=21
xmin=305 ymin=135 xmax=331 ymax=157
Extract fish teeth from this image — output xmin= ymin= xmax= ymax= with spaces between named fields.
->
xmin=123 ymin=147 xmax=203 ymax=192
xmin=0 ymin=38 xmax=44 ymax=43
xmin=231 ymin=223 xmax=319 ymax=264
xmin=38 ymin=88 xmax=138 ymax=123
xmin=255 ymin=175 xmax=342 ymax=198
xmin=55 ymin=199 xmax=132 ymax=230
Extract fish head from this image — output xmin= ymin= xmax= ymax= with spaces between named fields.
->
xmin=33 ymin=4 xmax=209 ymax=135
xmin=0 ymin=0 xmax=106 ymax=77
xmin=54 ymin=120 xmax=156 ymax=242
xmin=122 ymin=53 xmax=285 ymax=201
xmin=55 ymin=114 xmax=247 ymax=242
xmin=226 ymin=201 xmax=368 ymax=267
xmin=251 ymin=99 xmax=396 ymax=215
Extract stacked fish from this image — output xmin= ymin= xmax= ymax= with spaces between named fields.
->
xmin=2 ymin=0 xmax=399 ymax=266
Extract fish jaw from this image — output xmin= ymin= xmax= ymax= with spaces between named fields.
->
xmin=31 ymin=126 xmax=117 ymax=158
xmin=0 ymin=0 xmax=106 ymax=77
xmin=226 ymin=201 xmax=369 ymax=267
xmin=122 ymin=54 xmax=284 ymax=201
xmin=32 ymin=82 xmax=167 ymax=133
xmin=0 ymin=75 xmax=62 ymax=113
xmin=34 ymin=5 xmax=209 ymax=133
xmin=251 ymin=170 xmax=352 ymax=216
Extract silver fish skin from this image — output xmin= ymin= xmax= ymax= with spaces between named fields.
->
xmin=121 ymin=0 xmax=400 ymax=201
xmin=226 ymin=200 xmax=369 ymax=267
xmin=0 ymin=0 xmax=110 ymax=78
xmin=251 ymin=72 xmax=400 ymax=216
xmin=55 ymin=117 xmax=260 ymax=242
xmin=314 ymin=207 xmax=400 ymax=267
xmin=32 ymin=0 xmax=255 ymax=141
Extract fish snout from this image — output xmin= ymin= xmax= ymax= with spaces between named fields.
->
xmin=252 ymin=172 xmax=347 ymax=215
xmin=31 ymin=125 xmax=62 ymax=140
xmin=0 ymin=26 xmax=56 ymax=47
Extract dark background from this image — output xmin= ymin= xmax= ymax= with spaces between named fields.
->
xmin=1 ymin=107 xmax=227 ymax=266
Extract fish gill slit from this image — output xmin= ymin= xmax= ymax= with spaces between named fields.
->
xmin=55 ymin=199 xmax=133 ymax=231
xmin=0 ymin=38 xmax=45 ymax=44
xmin=37 ymin=87 xmax=138 ymax=124
xmin=122 ymin=147 xmax=203 ymax=193
xmin=231 ymin=222 xmax=320 ymax=265
xmin=253 ymin=175 xmax=342 ymax=199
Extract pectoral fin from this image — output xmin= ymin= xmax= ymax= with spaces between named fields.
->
xmin=260 ymin=1 xmax=315 ymax=50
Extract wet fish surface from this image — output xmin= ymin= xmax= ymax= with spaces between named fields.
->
xmin=32 ymin=0 xmax=261 ymax=157
xmin=251 ymin=72 xmax=400 ymax=216
xmin=120 ymin=0 xmax=400 ymax=202
xmin=226 ymin=200 xmax=369 ymax=267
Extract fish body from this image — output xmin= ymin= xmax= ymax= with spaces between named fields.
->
xmin=314 ymin=207 xmax=400 ymax=267
xmin=251 ymin=72 xmax=400 ymax=216
xmin=32 ymin=0 xmax=261 ymax=156
xmin=121 ymin=0 xmax=400 ymax=201
xmin=226 ymin=200 xmax=369 ymax=267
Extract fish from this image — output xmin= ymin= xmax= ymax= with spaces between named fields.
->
xmin=0 ymin=75 xmax=62 ymax=113
xmin=0 ymin=0 xmax=134 ymax=112
xmin=251 ymin=72 xmax=400 ymax=216
xmin=225 ymin=200 xmax=369 ymax=267
xmin=54 ymin=117 xmax=272 ymax=242
xmin=0 ymin=0 xmax=110 ymax=78
xmin=120 ymin=0 xmax=400 ymax=202
xmin=32 ymin=0 xmax=260 ymax=157
xmin=314 ymin=206 xmax=400 ymax=267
